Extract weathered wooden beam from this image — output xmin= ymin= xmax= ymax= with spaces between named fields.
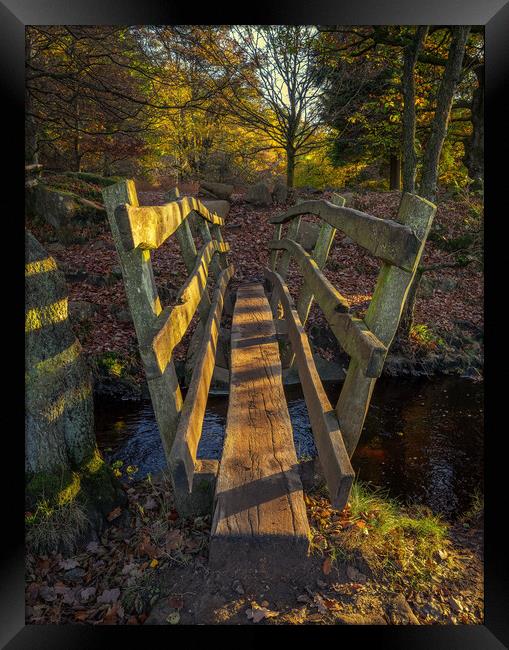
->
xmin=275 ymin=217 xmax=302 ymax=280
xmin=270 ymin=238 xmax=350 ymax=313
xmin=269 ymin=223 xmax=283 ymax=271
xmin=169 ymin=265 xmax=234 ymax=501
xmin=296 ymin=193 xmax=343 ymax=326
xmin=144 ymin=240 xmax=229 ymax=378
xmin=192 ymin=215 xmax=223 ymax=280
xmin=270 ymin=199 xmax=422 ymax=271
xmin=336 ymin=193 xmax=437 ymax=456
xmin=102 ymin=180 xmax=183 ymax=463
xmin=269 ymin=238 xmax=387 ymax=377
xmin=264 ymin=268 xmax=354 ymax=510
xmin=210 ymin=223 xmax=229 ymax=270
xmin=175 ymin=217 xmax=212 ymax=321
xmin=282 ymin=193 xmax=343 ymax=369
xmin=209 ymin=283 xmax=310 ymax=572
xmin=114 ymin=196 xmax=225 ymax=251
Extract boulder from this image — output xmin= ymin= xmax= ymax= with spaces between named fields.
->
xmin=246 ymin=182 xmax=272 ymax=207
xmin=33 ymin=185 xmax=78 ymax=231
xmin=30 ymin=185 xmax=105 ymax=243
xmin=200 ymin=199 xmax=230 ymax=219
xmin=200 ymin=181 xmax=234 ymax=201
xmin=46 ymin=242 xmax=66 ymax=254
xmin=109 ymin=304 xmax=132 ymax=323
xmin=272 ymin=180 xmax=288 ymax=204
xmin=297 ymin=185 xmax=322 ymax=197
xmin=25 ymin=164 xmax=43 ymax=190
xmin=437 ymin=277 xmax=458 ymax=292
xmin=68 ymin=300 xmax=98 ymax=323
xmin=337 ymin=191 xmax=357 ymax=208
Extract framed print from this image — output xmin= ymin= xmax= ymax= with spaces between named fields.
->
xmin=3 ymin=0 xmax=506 ymax=646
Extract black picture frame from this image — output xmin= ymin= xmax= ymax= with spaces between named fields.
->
xmin=5 ymin=1 xmax=506 ymax=647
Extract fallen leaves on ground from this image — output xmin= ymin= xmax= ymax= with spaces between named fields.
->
xmin=27 ymin=187 xmax=483 ymax=376
xmin=25 ymin=474 xmax=211 ymax=625
xmin=246 ymin=601 xmax=280 ymax=623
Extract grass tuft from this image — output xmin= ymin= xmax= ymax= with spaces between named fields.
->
xmin=25 ymin=497 xmax=89 ymax=554
xmin=307 ymin=480 xmax=452 ymax=592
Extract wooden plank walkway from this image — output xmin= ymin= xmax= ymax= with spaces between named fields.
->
xmin=209 ymin=283 xmax=310 ymax=573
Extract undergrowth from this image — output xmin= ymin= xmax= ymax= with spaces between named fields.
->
xmin=307 ymin=480 xmax=452 ymax=593
xmin=25 ymin=497 xmax=89 ymax=555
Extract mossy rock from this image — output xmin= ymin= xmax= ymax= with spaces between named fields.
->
xmin=64 ymin=171 xmax=124 ymax=188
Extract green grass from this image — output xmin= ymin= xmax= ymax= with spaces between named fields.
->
xmin=96 ymin=351 xmax=128 ymax=377
xmin=460 ymin=488 xmax=484 ymax=524
xmin=25 ymin=496 xmax=89 ymax=554
xmin=309 ymin=480 xmax=451 ymax=592
xmin=410 ymin=323 xmax=446 ymax=349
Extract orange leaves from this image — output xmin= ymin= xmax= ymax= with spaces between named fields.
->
xmin=107 ymin=506 xmax=122 ymax=522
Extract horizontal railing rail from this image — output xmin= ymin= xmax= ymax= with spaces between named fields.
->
xmin=114 ymin=196 xmax=226 ymax=251
xmin=169 ymin=264 xmax=234 ymax=494
xmin=103 ymin=181 xmax=234 ymax=515
xmin=142 ymin=239 xmax=230 ymax=378
xmin=269 ymin=237 xmax=387 ymax=378
xmin=270 ymin=199 xmax=422 ymax=271
xmin=268 ymin=192 xmax=436 ymax=462
xmin=264 ymin=267 xmax=354 ymax=510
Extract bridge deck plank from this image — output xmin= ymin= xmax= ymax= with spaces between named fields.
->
xmin=209 ymin=283 xmax=310 ymax=572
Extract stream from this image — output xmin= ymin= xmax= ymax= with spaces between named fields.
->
xmin=95 ymin=376 xmax=483 ymax=520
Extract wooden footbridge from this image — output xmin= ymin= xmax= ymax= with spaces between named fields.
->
xmin=103 ymin=181 xmax=435 ymax=573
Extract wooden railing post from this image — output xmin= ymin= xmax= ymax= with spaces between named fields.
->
xmin=335 ymin=193 xmax=436 ymax=456
xmin=269 ymin=216 xmax=301 ymax=318
xmin=296 ymin=193 xmax=343 ymax=325
xmin=103 ymin=180 xmax=183 ymax=462
xmin=193 ymin=218 xmax=223 ymax=280
xmin=282 ymin=193 xmax=344 ymax=367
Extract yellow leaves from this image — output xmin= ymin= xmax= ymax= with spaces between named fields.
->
xmin=149 ymin=558 xmax=158 ymax=569
xmin=246 ymin=601 xmax=279 ymax=623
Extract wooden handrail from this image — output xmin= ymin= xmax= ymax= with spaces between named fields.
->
xmin=141 ymin=239 xmax=229 ymax=378
xmin=264 ymin=267 xmax=354 ymax=510
xmin=269 ymin=237 xmax=387 ymax=377
xmin=270 ymin=237 xmax=351 ymax=312
xmin=270 ymin=199 xmax=421 ymax=271
xmin=169 ymin=264 xmax=235 ymax=493
xmin=114 ymin=196 xmax=225 ymax=251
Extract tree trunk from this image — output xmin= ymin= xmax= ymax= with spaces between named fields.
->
xmin=389 ymin=154 xmax=401 ymax=190
xmin=74 ymin=139 xmax=82 ymax=172
xmin=463 ymin=64 xmax=484 ymax=192
xmin=102 ymin=150 xmax=111 ymax=177
xmin=25 ymin=30 xmax=39 ymax=165
xmin=286 ymin=147 xmax=296 ymax=188
xmin=401 ymin=26 xmax=429 ymax=193
xmin=419 ymin=26 xmax=471 ymax=202
xmin=25 ymin=232 xmax=125 ymax=552
xmin=398 ymin=27 xmax=470 ymax=341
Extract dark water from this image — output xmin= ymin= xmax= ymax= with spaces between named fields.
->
xmin=95 ymin=377 xmax=483 ymax=520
